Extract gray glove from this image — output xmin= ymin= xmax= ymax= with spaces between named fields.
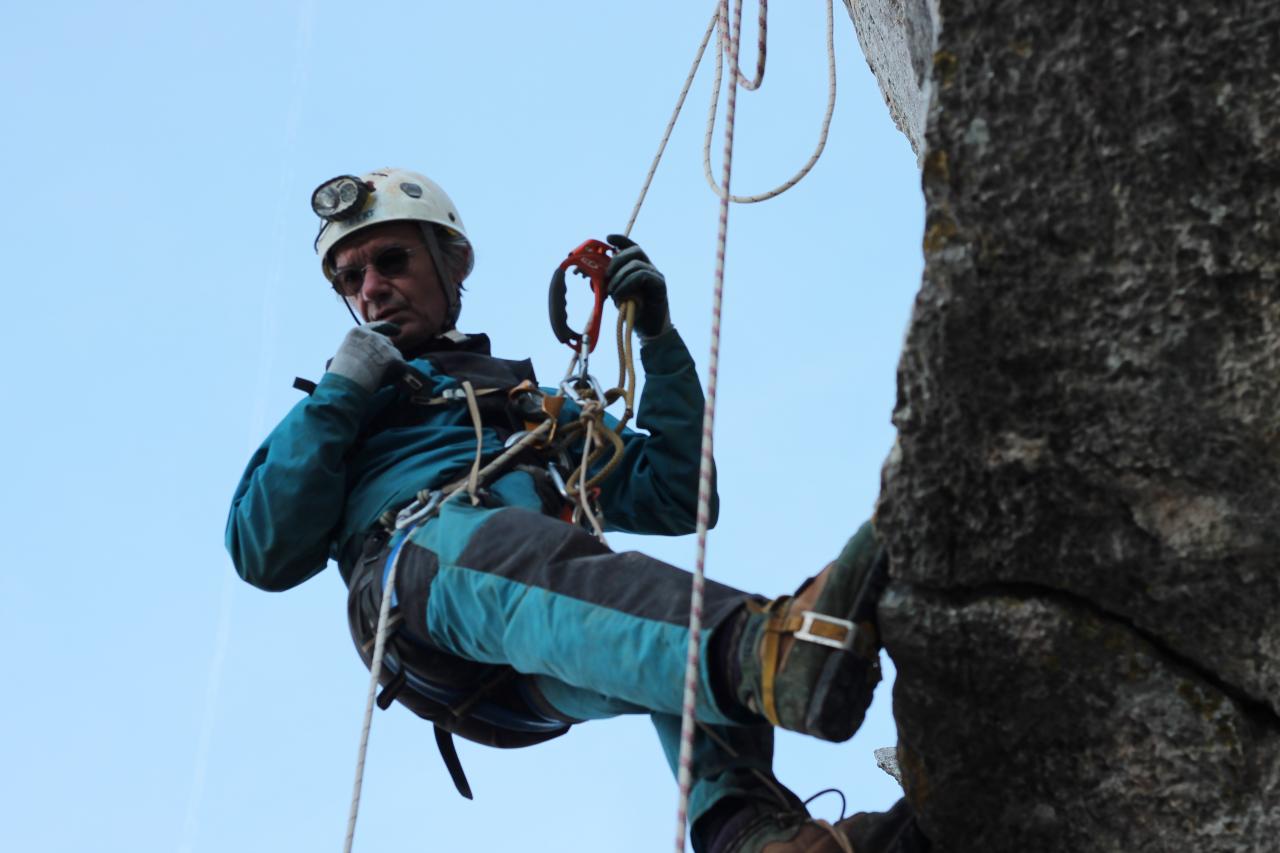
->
xmin=326 ymin=322 xmax=404 ymax=392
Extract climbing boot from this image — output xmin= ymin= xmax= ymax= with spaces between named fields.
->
xmin=838 ymin=800 xmax=931 ymax=853
xmin=736 ymin=521 xmax=888 ymax=741
xmin=710 ymin=809 xmax=857 ymax=853
xmin=709 ymin=799 xmax=929 ymax=853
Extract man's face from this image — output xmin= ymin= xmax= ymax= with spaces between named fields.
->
xmin=330 ymin=221 xmax=453 ymax=351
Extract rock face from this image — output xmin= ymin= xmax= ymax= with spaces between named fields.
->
xmin=841 ymin=0 xmax=934 ymax=157
xmin=847 ymin=0 xmax=1280 ymax=849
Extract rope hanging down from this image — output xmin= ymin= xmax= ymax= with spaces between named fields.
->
xmin=673 ymin=0 xmax=743 ymax=847
xmin=658 ymin=0 xmax=840 ymax=848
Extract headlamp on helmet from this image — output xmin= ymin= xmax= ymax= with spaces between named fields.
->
xmin=311 ymin=175 xmax=370 ymax=221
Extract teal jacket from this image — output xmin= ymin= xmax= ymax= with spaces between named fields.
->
xmin=226 ymin=328 xmax=716 ymax=592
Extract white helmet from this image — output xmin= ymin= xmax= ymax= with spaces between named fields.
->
xmin=312 ymin=167 xmax=474 ymax=282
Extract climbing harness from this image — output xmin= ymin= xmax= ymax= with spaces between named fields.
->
xmin=346 ymin=421 xmax=556 ymax=852
xmin=345 ymin=249 xmax=641 ymax=850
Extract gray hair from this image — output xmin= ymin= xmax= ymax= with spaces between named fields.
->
xmin=419 ymin=223 xmax=474 ymax=329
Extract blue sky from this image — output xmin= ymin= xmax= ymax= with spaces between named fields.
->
xmin=1 ymin=2 xmax=922 ymax=850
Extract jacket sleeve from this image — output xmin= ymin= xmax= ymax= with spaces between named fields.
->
xmin=225 ymin=373 xmax=373 ymax=591
xmin=594 ymin=327 xmax=719 ymax=536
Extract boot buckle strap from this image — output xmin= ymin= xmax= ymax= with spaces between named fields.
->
xmin=795 ymin=611 xmax=856 ymax=650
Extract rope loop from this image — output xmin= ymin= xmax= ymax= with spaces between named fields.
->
xmin=626 ymin=0 xmax=838 ymax=236
xmin=703 ymin=0 xmax=837 ymax=204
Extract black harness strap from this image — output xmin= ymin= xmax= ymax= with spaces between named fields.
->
xmin=375 ymin=668 xmax=407 ymax=711
xmin=434 ymin=726 xmax=474 ymax=800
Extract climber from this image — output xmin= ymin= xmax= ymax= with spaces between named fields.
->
xmin=225 ymin=167 xmax=926 ymax=852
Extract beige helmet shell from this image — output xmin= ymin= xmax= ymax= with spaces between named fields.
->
xmin=313 ymin=167 xmax=474 ymax=281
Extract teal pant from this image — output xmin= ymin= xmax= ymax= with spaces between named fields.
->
xmin=375 ymin=489 xmax=796 ymax=839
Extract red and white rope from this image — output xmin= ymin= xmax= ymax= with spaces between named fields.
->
xmin=627 ymin=0 xmax=833 ymax=231
xmin=702 ymin=0 xmax=836 ymax=204
xmin=732 ymin=0 xmax=767 ymax=91
xmin=673 ymin=1 xmax=746 ymax=848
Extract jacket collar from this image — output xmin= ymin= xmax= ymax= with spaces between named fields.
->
xmin=404 ymin=329 xmax=491 ymax=358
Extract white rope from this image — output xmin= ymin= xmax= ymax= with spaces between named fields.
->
xmin=673 ymin=0 xmax=745 ymax=847
xmin=624 ymin=8 xmax=719 ymax=238
xmin=702 ymin=0 xmax=837 ymax=204
xmin=344 ymin=519 xmax=415 ymax=853
xmin=669 ymin=0 xmax=845 ymax=846
xmin=729 ymin=0 xmax=767 ymax=91
xmin=626 ymin=0 xmax=836 ymax=234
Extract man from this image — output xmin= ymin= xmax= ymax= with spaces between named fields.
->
xmin=226 ymin=168 xmax=925 ymax=852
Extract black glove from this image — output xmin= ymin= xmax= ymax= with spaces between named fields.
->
xmin=606 ymin=234 xmax=671 ymax=339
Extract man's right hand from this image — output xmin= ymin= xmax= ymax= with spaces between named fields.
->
xmin=326 ymin=322 xmax=404 ymax=392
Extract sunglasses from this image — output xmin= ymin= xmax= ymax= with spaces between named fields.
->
xmin=331 ymin=246 xmax=423 ymax=296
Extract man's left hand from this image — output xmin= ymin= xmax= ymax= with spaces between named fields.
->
xmin=606 ymin=234 xmax=671 ymax=339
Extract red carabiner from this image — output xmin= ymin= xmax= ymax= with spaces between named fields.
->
xmin=548 ymin=239 xmax=613 ymax=354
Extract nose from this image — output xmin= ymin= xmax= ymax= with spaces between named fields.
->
xmin=358 ymin=265 xmax=394 ymax=303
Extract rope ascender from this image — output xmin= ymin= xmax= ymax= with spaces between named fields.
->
xmin=546 ymin=238 xmax=639 ymax=539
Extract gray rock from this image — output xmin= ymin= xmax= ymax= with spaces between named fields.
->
xmin=846 ymin=0 xmax=1280 ymax=848
xmin=841 ymin=0 xmax=936 ymax=156
xmin=875 ymin=746 xmax=904 ymax=785
xmin=881 ymin=586 xmax=1280 ymax=851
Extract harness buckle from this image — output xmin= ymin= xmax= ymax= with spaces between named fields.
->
xmin=795 ymin=611 xmax=856 ymax=651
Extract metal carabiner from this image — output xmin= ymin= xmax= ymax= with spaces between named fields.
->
xmin=559 ymin=370 xmax=607 ymax=405
xmin=548 ymin=238 xmax=613 ymax=354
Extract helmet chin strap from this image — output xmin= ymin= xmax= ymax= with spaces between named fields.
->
xmin=419 ymin=223 xmax=461 ymax=333
xmin=343 ymin=298 xmax=363 ymax=326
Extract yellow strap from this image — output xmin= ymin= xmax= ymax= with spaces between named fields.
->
xmin=759 ymin=601 xmax=866 ymax=726
xmin=461 ymin=381 xmax=484 ymax=506
xmin=760 ymin=621 xmax=782 ymax=726
xmin=757 ymin=598 xmax=788 ymax=726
